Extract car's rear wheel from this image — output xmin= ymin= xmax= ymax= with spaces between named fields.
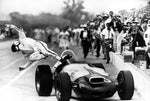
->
xmin=117 ymin=70 xmax=134 ymax=100
xmin=35 ymin=65 xmax=53 ymax=96
xmin=54 ymin=73 xmax=72 ymax=101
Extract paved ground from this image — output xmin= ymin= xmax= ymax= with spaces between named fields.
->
xmin=0 ymin=41 xmax=145 ymax=101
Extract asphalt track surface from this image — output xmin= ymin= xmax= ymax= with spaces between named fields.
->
xmin=0 ymin=41 xmax=145 ymax=101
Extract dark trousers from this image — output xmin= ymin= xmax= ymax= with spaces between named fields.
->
xmin=81 ymin=39 xmax=91 ymax=58
xmin=95 ymin=38 xmax=101 ymax=57
xmin=102 ymin=40 xmax=105 ymax=58
xmin=132 ymin=34 xmax=146 ymax=59
xmin=104 ymin=39 xmax=113 ymax=63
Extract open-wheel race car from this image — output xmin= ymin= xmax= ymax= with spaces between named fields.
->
xmin=35 ymin=49 xmax=134 ymax=101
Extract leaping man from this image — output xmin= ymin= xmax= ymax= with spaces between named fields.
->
xmin=5 ymin=24 xmax=61 ymax=71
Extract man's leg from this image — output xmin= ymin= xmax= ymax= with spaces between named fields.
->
xmin=19 ymin=60 xmax=35 ymax=71
xmin=132 ymin=40 xmax=137 ymax=60
xmin=116 ymin=34 xmax=121 ymax=54
xmin=19 ymin=52 xmax=45 ymax=71
xmin=103 ymin=42 xmax=107 ymax=59
xmin=106 ymin=42 xmax=110 ymax=63
xmin=96 ymin=39 xmax=100 ymax=57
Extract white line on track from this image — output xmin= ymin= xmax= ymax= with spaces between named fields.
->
xmin=0 ymin=57 xmax=24 ymax=71
xmin=0 ymin=61 xmax=38 ymax=94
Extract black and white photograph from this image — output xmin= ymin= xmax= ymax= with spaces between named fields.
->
xmin=0 ymin=0 xmax=150 ymax=101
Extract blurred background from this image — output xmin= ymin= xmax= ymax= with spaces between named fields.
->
xmin=0 ymin=0 xmax=149 ymax=41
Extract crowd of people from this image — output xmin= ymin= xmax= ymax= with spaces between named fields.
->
xmin=50 ymin=11 xmax=149 ymax=64
xmin=0 ymin=11 xmax=149 ymax=65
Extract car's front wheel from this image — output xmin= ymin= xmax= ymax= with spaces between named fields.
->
xmin=117 ymin=70 xmax=134 ymax=100
xmin=54 ymin=73 xmax=72 ymax=101
xmin=35 ymin=65 xmax=53 ymax=96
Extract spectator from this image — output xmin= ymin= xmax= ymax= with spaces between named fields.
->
xmin=101 ymin=23 xmax=114 ymax=63
xmin=141 ymin=20 xmax=148 ymax=32
xmin=80 ymin=27 xmax=92 ymax=59
xmin=93 ymin=27 xmax=102 ymax=58
xmin=52 ymin=27 xmax=60 ymax=46
xmin=58 ymin=27 xmax=70 ymax=49
xmin=128 ymin=21 xmax=146 ymax=59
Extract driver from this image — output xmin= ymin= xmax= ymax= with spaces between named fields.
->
xmin=6 ymin=24 xmax=61 ymax=71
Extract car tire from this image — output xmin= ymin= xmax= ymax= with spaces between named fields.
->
xmin=35 ymin=65 xmax=53 ymax=96
xmin=54 ymin=73 xmax=72 ymax=101
xmin=117 ymin=70 xmax=134 ymax=100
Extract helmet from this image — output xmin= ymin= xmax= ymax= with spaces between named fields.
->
xmin=11 ymin=41 xmax=20 ymax=52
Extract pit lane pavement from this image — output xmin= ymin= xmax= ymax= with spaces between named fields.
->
xmin=0 ymin=41 xmax=145 ymax=101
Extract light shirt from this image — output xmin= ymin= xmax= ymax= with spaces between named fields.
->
xmin=101 ymin=28 xmax=114 ymax=39
xmin=83 ymin=30 xmax=88 ymax=38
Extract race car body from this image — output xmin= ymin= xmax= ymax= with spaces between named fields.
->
xmin=62 ymin=63 xmax=108 ymax=82
xmin=64 ymin=63 xmax=116 ymax=98
xmin=35 ymin=50 xmax=134 ymax=101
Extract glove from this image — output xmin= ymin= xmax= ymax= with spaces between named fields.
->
xmin=60 ymin=58 xmax=66 ymax=64
xmin=63 ymin=54 xmax=72 ymax=60
xmin=60 ymin=54 xmax=72 ymax=63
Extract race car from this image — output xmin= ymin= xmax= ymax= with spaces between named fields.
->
xmin=35 ymin=50 xmax=134 ymax=101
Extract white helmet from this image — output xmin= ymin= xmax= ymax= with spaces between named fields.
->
xmin=11 ymin=41 xmax=20 ymax=52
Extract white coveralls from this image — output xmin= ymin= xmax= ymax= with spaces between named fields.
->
xmin=9 ymin=25 xmax=61 ymax=68
xmin=59 ymin=31 xmax=70 ymax=49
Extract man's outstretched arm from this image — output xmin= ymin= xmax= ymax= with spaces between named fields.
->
xmin=6 ymin=24 xmax=27 ymax=40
